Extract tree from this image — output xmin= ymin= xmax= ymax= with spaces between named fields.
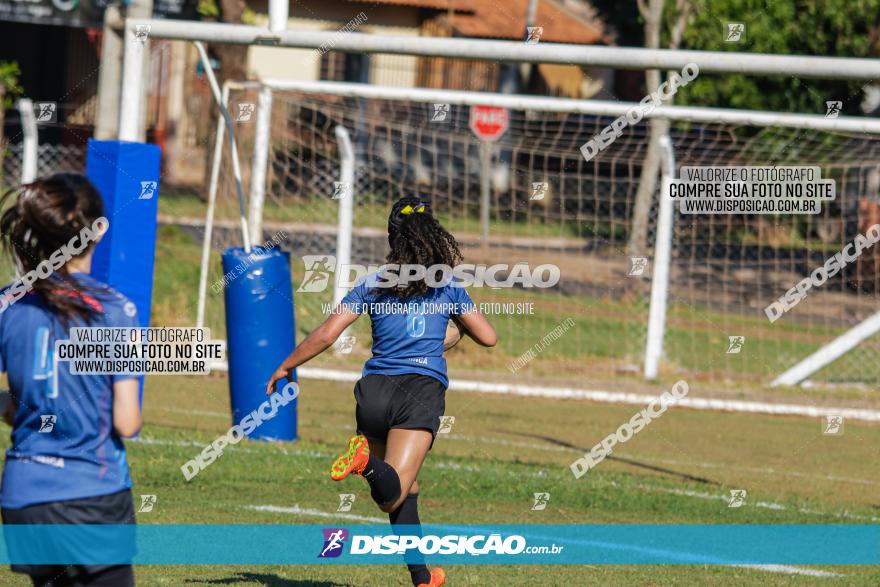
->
xmin=198 ymin=0 xmax=250 ymax=84
xmin=590 ymin=0 xmax=880 ymax=254
xmin=627 ymin=0 xmax=692 ymax=256
xmin=0 ymin=62 xmax=21 ymax=184
xmin=676 ymin=0 xmax=880 ymax=114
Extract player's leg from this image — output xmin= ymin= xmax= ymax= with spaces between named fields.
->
xmin=2 ymin=490 xmax=136 ymax=587
xmin=377 ymin=428 xmax=431 ymax=512
xmin=384 ymin=429 xmax=441 ymax=587
xmin=369 ymin=441 xmax=386 ymax=460
xmin=330 ymin=376 xmax=389 ymax=481
xmin=356 ymin=374 xmax=443 ymax=511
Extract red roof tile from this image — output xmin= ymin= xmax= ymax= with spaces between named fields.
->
xmin=348 ymin=0 xmax=607 ymax=44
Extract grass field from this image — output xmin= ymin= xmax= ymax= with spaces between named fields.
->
xmin=3 ymin=200 xmax=880 ymax=386
xmin=0 ymin=373 xmax=877 ymax=585
xmin=1 ymin=198 xmax=879 ymax=585
xmin=145 ymin=222 xmax=880 ymax=388
xmin=157 ymin=190 xmax=591 ymax=241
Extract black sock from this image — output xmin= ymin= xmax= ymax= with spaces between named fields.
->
xmin=390 ymin=493 xmax=430 ymax=586
xmin=362 ymin=453 xmax=401 ymax=506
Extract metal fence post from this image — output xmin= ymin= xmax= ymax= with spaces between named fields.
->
xmin=644 ymin=134 xmax=676 ymax=380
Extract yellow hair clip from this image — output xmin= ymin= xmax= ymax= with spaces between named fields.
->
xmin=400 ymin=204 xmax=427 ymax=216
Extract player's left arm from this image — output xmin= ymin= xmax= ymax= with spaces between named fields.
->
xmin=113 ymin=378 xmax=142 ymax=438
xmin=444 ymin=319 xmax=462 ymax=351
xmin=266 ymin=308 xmax=360 ymax=395
xmin=0 ymin=373 xmax=15 ymax=426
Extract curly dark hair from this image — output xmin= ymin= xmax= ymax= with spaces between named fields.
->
xmin=384 ymin=196 xmax=462 ymax=299
xmin=0 ymin=173 xmax=106 ymax=325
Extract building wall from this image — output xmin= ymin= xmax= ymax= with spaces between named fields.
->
xmin=247 ymin=1 xmax=422 ymax=87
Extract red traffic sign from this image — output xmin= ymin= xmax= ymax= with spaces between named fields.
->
xmin=469 ymin=105 xmax=509 ymax=141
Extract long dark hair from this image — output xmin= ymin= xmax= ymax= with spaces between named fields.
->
xmin=385 ymin=197 xmax=462 ymax=299
xmin=0 ymin=173 xmax=106 ymax=324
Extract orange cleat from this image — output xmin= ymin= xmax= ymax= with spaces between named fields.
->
xmin=418 ymin=567 xmax=446 ymax=587
xmin=329 ymin=434 xmax=370 ymax=481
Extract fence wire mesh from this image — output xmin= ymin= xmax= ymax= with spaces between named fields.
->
xmin=214 ymin=88 xmax=880 ymax=386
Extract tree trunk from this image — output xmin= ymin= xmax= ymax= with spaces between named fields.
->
xmin=628 ymin=0 xmax=665 ymax=257
xmin=199 ymin=0 xmax=249 ymax=199
xmin=628 ymin=0 xmax=690 ymax=257
xmin=215 ymin=0 xmax=248 ymax=85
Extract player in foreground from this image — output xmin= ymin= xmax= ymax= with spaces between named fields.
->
xmin=267 ymin=197 xmax=497 ymax=587
xmin=0 ymin=174 xmax=142 ymax=586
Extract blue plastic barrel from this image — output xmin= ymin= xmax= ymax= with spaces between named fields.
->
xmin=222 ymin=246 xmax=297 ymax=441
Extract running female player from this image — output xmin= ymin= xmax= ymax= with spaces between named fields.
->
xmin=266 ymin=197 xmax=497 ymax=587
xmin=0 ymin=173 xmax=142 ymax=587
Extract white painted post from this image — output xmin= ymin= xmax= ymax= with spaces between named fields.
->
xmin=118 ymin=22 xmax=147 ymax=142
xmin=644 ymin=134 xmax=676 ymax=380
xmin=480 ymin=142 xmax=491 ymax=247
xmin=122 ymin=19 xmax=880 ymax=81
xmin=17 ymin=99 xmax=37 ymax=184
xmin=256 ymin=79 xmax=880 ymax=134
xmin=268 ymin=0 xmax=288 ymax=34
xmin=333 ymin=125 xmax=354 ymax=309
xmin=248 ymin=85 xmax=273 ymax=243
xmin=196 ymin=83 xmax=231 ymax=330
xmin=772 ymin=311 xmax=880 ymax=386
xmin=333 ymin=125 xmax=354 ymax=353
xmin=193 ymin=41 xmax=251 ymax=253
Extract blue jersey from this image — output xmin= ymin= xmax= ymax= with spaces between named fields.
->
xmin=0 ymin=273 xmax=140 ymax=509
xmin=341 ymin=274 xmax=475 ymax=387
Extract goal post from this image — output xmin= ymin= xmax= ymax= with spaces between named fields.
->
xmin=210 ymin=77 xmax=880 ymax=388
xmin=119 ymin=18 xmax=880 ymax=387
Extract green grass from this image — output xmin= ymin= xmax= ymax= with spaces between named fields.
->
xmin=146 ymin=223 xmax=880 ymax=387
xmin=158 ymin=190 xmax=594 ymax=241
xmin=1 ymin=217 xmax=879 ymax=584
xmin=1 ymin=374 xmax=877 ymax=585
xmin=2 ymin=220 xmax=878 ymax=387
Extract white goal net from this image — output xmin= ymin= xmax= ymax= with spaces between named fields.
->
xmin=204 ymin=85 xmax=880 ymax=387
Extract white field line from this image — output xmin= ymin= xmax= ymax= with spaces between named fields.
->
xmin=324 ymin=424 xmax=876 ymax=487
xmin=244 ymin=504 xmax=843 ymax=576
xmin=132 ymin=438 xmax=876 ymax=522
xmin=635 ymin=485 xmax=880 ymax=522
xmin=732 ymin=566 xmax=840 ymax=578
xmin=296 ymin=367 xmax=880 ymax=422
xmin=442 ymin=434 xmax=879 ymax=486
xmin=643 ymin=456 xmax=880 ymax=487
xmin=160 ymin=407 xmax=228 ymax=418
xmin=130 ymin=436 xmax=328 ymax=459
xmin=140 ymin=417 xmax=879 ymax=487
xmin=247 ymin=504 xmax=385 ymax=523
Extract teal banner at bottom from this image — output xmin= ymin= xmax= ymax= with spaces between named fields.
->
xmin=1 ymin=524 xmax=877 ymax=565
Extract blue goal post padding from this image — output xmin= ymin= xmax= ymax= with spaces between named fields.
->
xmin=85 ymin=139 xmax=161 ymax=395
xmin=223 ymin=246 xmax=298 ymax=441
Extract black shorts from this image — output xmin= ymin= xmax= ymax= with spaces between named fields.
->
xmin=354 ymin=373 xmax=446 ymax=446
xmin=2 ymin=489 xmax=136 ymax=587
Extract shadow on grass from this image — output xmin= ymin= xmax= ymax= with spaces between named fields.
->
xmin=188 ymin=572 xmax=352 ymax=587
xmin=498 ymin=428 xmax=720 ymax=485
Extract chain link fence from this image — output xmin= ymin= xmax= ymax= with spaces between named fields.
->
xmin=2 ymin=142 xmax=87 ymax=184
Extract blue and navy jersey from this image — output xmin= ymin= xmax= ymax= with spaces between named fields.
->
xmin=341 ymin=273 xmax=476 ymax=387
xmin=0 ymin=273 xmax=140 ymax=509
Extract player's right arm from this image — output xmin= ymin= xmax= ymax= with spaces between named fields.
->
xmin=266 ymin=307 xmax=360 ymax=395
xmin=455 ymin=310 xmax=497 ymax=347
